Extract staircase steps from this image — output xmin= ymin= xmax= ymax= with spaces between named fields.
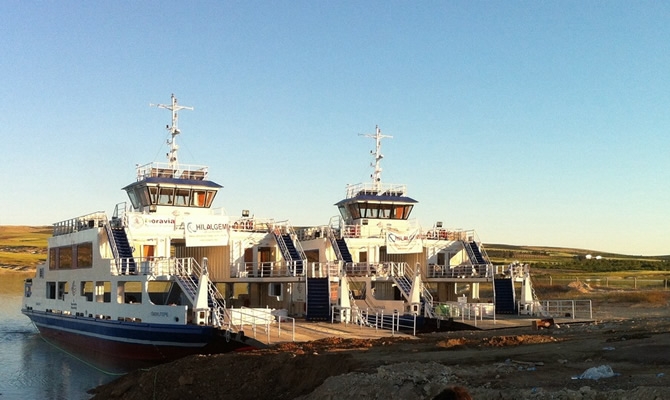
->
xmin=335 ymin=238 xmax=353 ymax=263
xmin=111 ymin=227 xmax=136 ymax=273
xmin=305 ymin=278 xmax=330 ymax=321
xmin=281 ymin=234 xmax=304 ymax=274
xmin=469 ymin=241 xmax=487 ymax=265
xmin=494 ymin=278 xmax=516 ymax=314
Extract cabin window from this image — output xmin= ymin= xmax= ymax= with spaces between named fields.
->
xmin=379 ymin=204 xmax=392 ymax=219
xmin=192 ymin=190 xmax=206 ymax=207
xmin=46 ymin=282 xmax=56 ymax=299
xmin=58 ymin=281 xmax=67 ymax=299
xmin=338 ymin=205 xmax=351 ymax=221
xmin=127 ymin=189 xmax=140 ymax=209
xmin=149 ymin=186 xmax=159 ymax=205
xmin=95 ymin=281 xmax=111 ymax=303
xmin=138 ymin=187 xmax=151 ymax=206
xmin=158 ymin=187 xmax=175 ymax=205
xmin=174 ymin=188 xmax=191 ymax=206
xmin=81 ymin=281 xmax=93 ymax=302
xmin=76 ymin=243 xmax=93 ymax=268
xmin=269 ymin=283 xmax=283 ymax=298
xmin=205 ymin=190 xmax=216 ymax=207
xmin=59 ymin=246 xmax=73 ymax=269
xmin=49 ymin=248 xmax=58 ymax=270
xmin=347 ymin=204 xmax=360 ymax=219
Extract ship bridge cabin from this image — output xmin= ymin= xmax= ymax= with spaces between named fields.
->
xmin=122 ymin=162 xmax=221 ymax=213
xmin=336 ymin=182 xmax=417 ymax=226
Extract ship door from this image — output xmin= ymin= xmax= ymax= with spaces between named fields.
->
xmin=143 ymin=245 xmax=155 ymax=260
xmin=259 ymin=247 xmax=273 ymax=276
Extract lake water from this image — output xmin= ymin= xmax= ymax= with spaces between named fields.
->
xmin=0 ymin=273 xmax=128 ymax=400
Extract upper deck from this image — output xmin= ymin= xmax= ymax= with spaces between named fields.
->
xmin=135 ymin=162 xmax=209 ymax=182
xmin=344 ymin=182 xmax=408 ymax=199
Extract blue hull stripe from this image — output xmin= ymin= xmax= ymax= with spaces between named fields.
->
xmin=23 ymin=310 xmax=214 ymax=348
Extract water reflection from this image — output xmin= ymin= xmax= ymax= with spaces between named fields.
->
xmin=1 ymin=274 xmax=140 ymax=400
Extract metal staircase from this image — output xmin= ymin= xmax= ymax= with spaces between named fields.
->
xmin=306 ymin=277 xmax=330 ymax=321
xmin=173 ymin=257 xmax=227 ymax=327
xmin=105 ymin=221 xmax=137 ymax=274
xmin=389 ymin=263 xmax=436 ymax=318
xmin=272 ymin=224 xmax=307 ymax=275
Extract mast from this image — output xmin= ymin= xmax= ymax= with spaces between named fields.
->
xmin=360 ymin=125 xmax=392 ymax=192
xmin=150 ymin=94 xmax=194 ymax=170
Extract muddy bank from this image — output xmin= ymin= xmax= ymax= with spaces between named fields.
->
xmin=90 ymin=305 xmax=670 ymax=400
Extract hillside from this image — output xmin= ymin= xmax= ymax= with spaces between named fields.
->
xmin=0 ymin=225 xmax=50 ymax=270
xmin=0 ymin=225 xmax=667 ymax=273
xmin=484 ymin=243 xmax=670 ymax=274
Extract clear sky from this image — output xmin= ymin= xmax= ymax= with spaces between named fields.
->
xmin=2 ymin=2 xmax=668 ymax=256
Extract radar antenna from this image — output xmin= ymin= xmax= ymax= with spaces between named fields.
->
xmin=359 ymin=125 xmax=392 ymax=192
xmin=150 ymin=94 xmax=194 ymax=170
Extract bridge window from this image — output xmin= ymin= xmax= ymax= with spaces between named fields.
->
xmin=346 ymin=202 xmax=413 ymax=220
xmin=149 ymin=186 xmax=159 ymax=204
xmin=191 ymin=190 xmax=217 ymax=207
xmin=127 ymin=189 xmax=140 ymax=209
xmin=347 ymin=204 xmax=360 ymax=219
xmin=158 ymin=187 xmax=175 ymax=205
xmin=174 ymin=188 xmax=191 ymax=206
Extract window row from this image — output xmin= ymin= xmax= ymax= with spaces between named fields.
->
xmin=127 ymin=186 xmax=217 ymax=209
xmin=340 ymin=203 xmax=414 ymax=221
xmin=49 ymin=243 xmax=93 ymax=270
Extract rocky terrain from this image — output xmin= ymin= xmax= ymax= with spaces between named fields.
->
xmin=89 ymin=302 xmax=670 ymax=400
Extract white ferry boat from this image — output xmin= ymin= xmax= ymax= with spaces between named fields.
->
xmin=21 ymin=94 xmax=303 ymax=361
xmin=296 ymin=126 xmax=524 ymax=327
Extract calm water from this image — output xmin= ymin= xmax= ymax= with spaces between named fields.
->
xmin=0 ymin=274 xmax=129 ymax=400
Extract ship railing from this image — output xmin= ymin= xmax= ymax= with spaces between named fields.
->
xmin=344 ymin=182 xmax=407 ymax=199
xmin=223 ymin=307 xmax=296 ymax=344
xmin=521 ymin=299 xmax=592 ymax=320
xmin=354 ymin=308 xmax=417 ymax=336
xmin=343 ymin=262 xmax=392 ymax=277
xmin=110 ymin=256 xmax=204 ymax=277
xmin=426 ymin=264 xmax=492 ymax=279
xmin=295 ymin=225 xmax=328 ymax=241
xmin=135 ymin=162 xmax=209 ymax=181
xmin=230 ymin=217 xmax=275 ymax=232
xmin=233 ymin=261 xmax=307 ymax=278
xmin=433 ymin=301 xmax=497 ymax=326
xmin=53 ymin=212 xmax=108 ymax=236
xmin=423 ymin=229 xmax=468 ymax=241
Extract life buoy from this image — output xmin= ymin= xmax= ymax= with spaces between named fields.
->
xmin=246 ymin=220 xmax=253 ymax=230
xmin=233 ymin=222 xmax=239 ymax=230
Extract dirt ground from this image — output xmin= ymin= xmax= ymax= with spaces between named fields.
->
xmin=89 ymin=300 xmax=670 ymax=400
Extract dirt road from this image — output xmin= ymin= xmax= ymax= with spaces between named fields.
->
xmin=89 ymin=300 xmax=670 ymax=400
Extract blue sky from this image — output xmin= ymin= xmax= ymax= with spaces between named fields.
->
xmin=2 ymin=2 xmax=668 ymax=256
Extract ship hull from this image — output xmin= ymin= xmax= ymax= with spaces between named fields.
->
xmin=23 ymin=309 xmax=259 ymax=361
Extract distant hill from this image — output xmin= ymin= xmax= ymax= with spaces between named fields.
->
xmin=484 ymin=243 xmax=670 ymax=273
xmin=1 ymin=225 xmax=667 ymax=272
xmin=0 ymin=226 xmax=50 ymax=270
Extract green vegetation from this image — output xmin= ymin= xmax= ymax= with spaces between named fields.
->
xmin=485 ymin=243 xmax=670 ymax=273
xmin=0 ymin=225 xmax=51 ymax=269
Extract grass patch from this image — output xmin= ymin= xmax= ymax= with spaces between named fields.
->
xmin=0 ymin=225 xmax=50 ymax=269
